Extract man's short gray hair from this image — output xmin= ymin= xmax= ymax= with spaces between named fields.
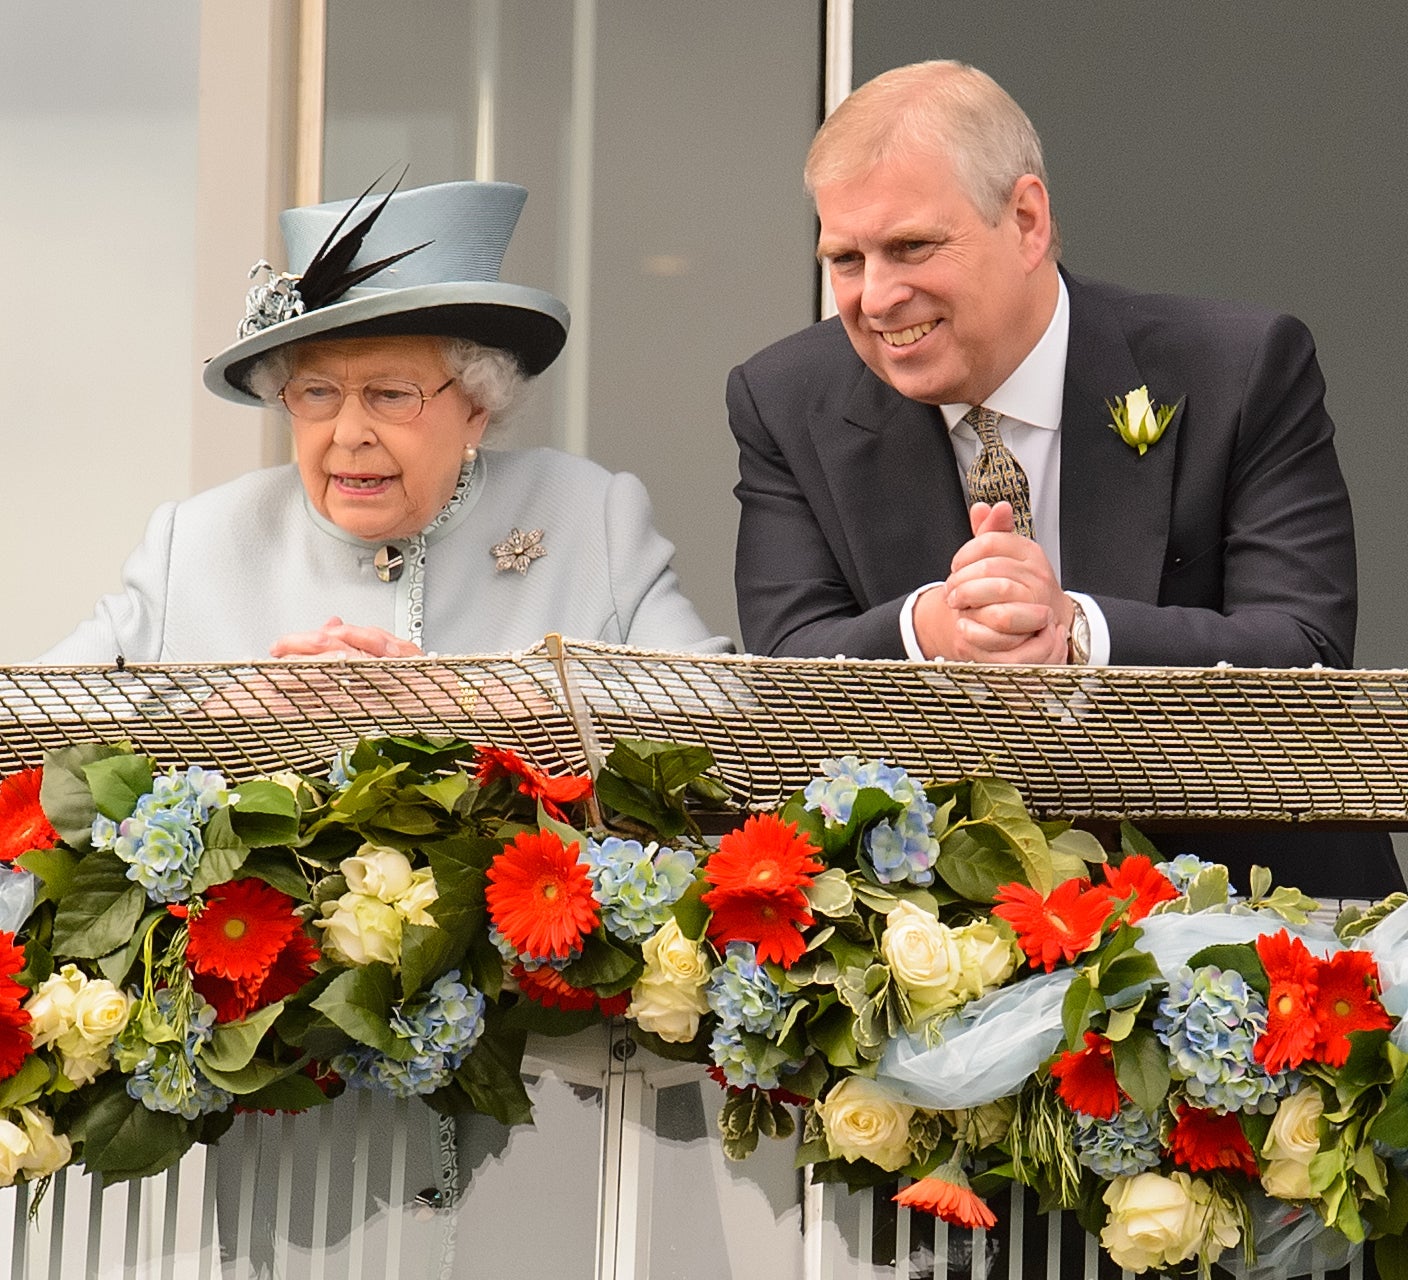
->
xmin=805 ymin=60 xmax=1058 ymax=254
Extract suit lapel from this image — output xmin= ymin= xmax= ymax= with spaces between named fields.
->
xmin=1059 ymin=275 xmax=1182 ymax=602
xmin=814 ymin=364 xmax=971 ymax=605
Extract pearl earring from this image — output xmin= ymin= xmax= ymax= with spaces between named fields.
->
xmin=464 ymin=443 xmax=478 ymax=465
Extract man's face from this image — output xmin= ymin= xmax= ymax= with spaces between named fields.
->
xmin=815 ymin=148 xmax=1052 ymax=406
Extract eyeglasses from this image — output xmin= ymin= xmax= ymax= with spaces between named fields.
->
xmin=279 ymin=376 xmax=457 ymax=424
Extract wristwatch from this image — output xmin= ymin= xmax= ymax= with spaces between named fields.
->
xmin=1067 ymin=595 xmax=1091 ymax=665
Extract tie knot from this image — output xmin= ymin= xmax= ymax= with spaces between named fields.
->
xmin=964 ymin=405 xmax=1004 ymax=448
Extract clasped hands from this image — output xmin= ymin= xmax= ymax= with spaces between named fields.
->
xmin=913 ymin=501 xmax=1074 ymax=664
xmin=268 ymin=616 xmax=422 ymax=660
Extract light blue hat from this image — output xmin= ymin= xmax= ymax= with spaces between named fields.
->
xmin=204 ymin=178 xmax=570 ymax=406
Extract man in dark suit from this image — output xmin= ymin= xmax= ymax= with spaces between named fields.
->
xmin=728 ymin=59 xmax=1400 ymax=897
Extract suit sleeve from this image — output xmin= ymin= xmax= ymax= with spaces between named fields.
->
xmin=36 ymin=502 xmax=177 ymax=664
xmin=604 ymin=472 xmax=733 ymax=653
xmin=729 ymin=363 xmax=910 ymax=658
xmin=1095 ymin=314 xmax=1357 ymax=667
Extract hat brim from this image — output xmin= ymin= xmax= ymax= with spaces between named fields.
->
xmin=203 ymin=281 xmax=570 ymax=406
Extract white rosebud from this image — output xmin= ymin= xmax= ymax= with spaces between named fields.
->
xmin=628 ymin=919 xmax=710 ymax=1043
xmin=881 ymin=901 xmax=975 ymax=1019
xmin=395 ymin=869 xmax=439 ymax=927
xmin=71 ymin=978 xmax=133 ymax=1050
xmin=316 ymin=891 xmax=403 ymax=966
xmin=1261 ymin=1087 xmax=1324 ymax=1201
xmin=342 ymin=844 xmax=415 ymax=903
xmin=0 ymin=1107 xmax=71 ymax=1185
xmin=24 ymin=965 xmax=83 ymax=1049
xmin=1101 ymin=1171 xmax=1238 ymax=1273
xmin=815 ymin=1076 xmax=915 ymax=1172
xmin=1124 ymin=386 xmax=1157 ymax=444
xmin=955 ymin=920 xmax=1019 ymax=992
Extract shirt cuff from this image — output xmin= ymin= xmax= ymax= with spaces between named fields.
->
xmin=900 ymin=581 xmax=946 ymax=661
xmin=1069 ymin=591 xmax=1111 ymax=666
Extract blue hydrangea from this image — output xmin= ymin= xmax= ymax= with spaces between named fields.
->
xmin=1072 ymin=1101 xmax=1162 ymax=1178
xmin=710 ymin=1023 xmax=796 ymax=1091
xmin=488 ymin=924 xmax=577 ymax=971
xmin=328 ymin=748 xmax=357 ymax=790
xmin=706 ymin=942 xmax=791 ymax=1035
xmin=126 ymin=990 xmax=234 ymax=1120
xmin=803 ymin=756 xmax=941 ymax=886
xmin=92 ymin=766 xmax=238 ymax=903
xmin=332 ymin=971 xmax=486 ymax=1099
xmin=581 ymin=837 xmax=697 ymax=942
xmin=1157 ymin=854 xmax=1220 ymax=894
xmin=1154 ymin=965 xmax=1284 ymax=1114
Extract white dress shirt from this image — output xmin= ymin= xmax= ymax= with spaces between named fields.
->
xmin=899 ymin=275 xmax=1112 ymax=664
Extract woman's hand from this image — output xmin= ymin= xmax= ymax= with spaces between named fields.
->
xmin=268 ymin=616 xmax=424 ymax=659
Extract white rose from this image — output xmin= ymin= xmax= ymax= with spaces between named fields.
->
xmin=881 ymin=901 xmax=973 ymax=1018
xmin=1101 ymin=1172 xmax=1238 ymax=1273
xmin=23 ymin=965 xmax=83 ymax=1049
xmin=395 ymin=869 xmax=439 ymax=926
xmin=316 ymin=891 xmax=403 ymax=966
xmin=955 ymin=921 xmax=1018 ymax=991
xmin=1124 ymin=386 xmax=1157 ymax=444
xmin=0 ymin=1108 xmax=71 ymax=1185
xmin=70 ymin=979 xmax=132 ymax=1050
xmin=815 ymin=1076 xmax=915 ymax=1172
xmin=1261 ymin=1087 xmax=1324 ymax=1201
xmin=628 ymin=920 xmax=710 ymax=1043
xmin=342 ymin=844 xmax=415 ymax=903
xmin=60 ymin=1052 xmax=111 ymax=1087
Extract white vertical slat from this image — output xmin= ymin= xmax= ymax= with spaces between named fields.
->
xmin=0 ymin=1183 xmax=19 ymax=1277
xmin=123 ymin=1178 xmax=142 ymax=1277
xmin=383 ymin=1098 xmax=408 ymax=1280
xmin=273 ymin=1113 xmax=296 ymax=1280
xmin=893 ymin=1189 xmax=910 ymax=1279
xmin=346 ymin=1087 xmax=373 ymax=1276
xmin=158 ymin=1162 xmax=181 ymax=1280
xmin=198 ymin=1141 xmax=220 ymax=1280
xmin=234 ymin=1116 xmax=259 ymax=1278
xmin=933 ymin=1218 xmax=950 ymax=1280
xmin=85 ymin=1167 xmax=105 ymax=1275
xmin=307 ymin=1101 xmax=335 ymax=1280
xmin=856 ymin=1182 xmax=873 ymax=1276
xmin=561 ymin=0 xmax=597 ymax=458
xmin=1084 ymin=1227 xmax=1099 ymax=1278
xmin=1006 ymin=1182 xmax=1024 ymax=1279
xmin=1045 ymin=1208 xmax=1061 ymax=1280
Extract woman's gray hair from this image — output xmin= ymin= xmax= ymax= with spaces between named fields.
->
xmin=805 ymin=60 xmax=1059 ymax=256
xmin=245 ymin=336 xmax=528 ymax=419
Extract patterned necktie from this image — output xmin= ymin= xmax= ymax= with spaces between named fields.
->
xmin=963 ymin=405 xmax=1033 ymax=537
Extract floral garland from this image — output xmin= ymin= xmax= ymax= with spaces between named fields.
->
xmin=1 ymin=736 xmax=1408 ymax=1277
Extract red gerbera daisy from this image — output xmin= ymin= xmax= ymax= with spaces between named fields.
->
xmin=705 ymin=1064 xmax=813 ymax=1107
xmin=894 ymin=1174 xmax=997 ymax=1230
xmin=1311 ymin=950 xmax=1393 ymax=1067
xmin=1167 ymin=1103 xmax=1259 ymax=1177
xmin=701 ymin=814 xmax=822 ymax=968
xmin=513 ymin=963 xmax=630 ymax=1016
xmin=486 ymin=829 xmax=599 ymax=960
xmin=475 ymin=746 xmax=594 ymax=822
xmin=992 ymin=877 xmax=1110 ymax=972
xmin=1100 ymin=854 xmax=1180 ymax=925
xmin=0 ymin=767 xmax=59 ymax=864
xmin=188 ymin=879 xmax=300 ymax=984
xmin=1255 ymin=930 xmax=1321 ymax=1074
xmin=1049 ymin=1030 xmax=1121 ymax=1119
xmin=0 ymin=931 xmax=32 ymax=1080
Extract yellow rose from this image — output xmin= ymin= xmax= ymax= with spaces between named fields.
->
xmin=881 ymin=901 xmax=973 ymax=1017
xmin=1261 ymin=1087 xmax=1324 ymax=1201
xmin=342 ymin=844 xmax=415 ymax=903
xmin=1101 ymin=1172 xmax=1239 ymax=1273
xmin=24 ymin=965 xmax=82 ymax=1048
xmin=316 ymin=891 xmax=403 ymax=966
xmin=815 ymin=1076 xmax=915 ymax=1172
xmin=71 ymin=978 xmax=133 ymax=1049
xmin=395 ymin=869 xmax=440 ymax=926
xmin=0 ymin=1107 xmax=71 ymax=1185
xmin=628 ymin=920 xmax=710 ymax=1043
xmin=956 ymin=920 xmax=1018 ymax=991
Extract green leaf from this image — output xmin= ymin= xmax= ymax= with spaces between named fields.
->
xmin=1062 ymin=972 xmax=1104 ymax=1046
xmin=83 ymin=754 xmax=154 ymax=823
xmin=41 ymin=742 xmax=129 ymax=849
xmin=450 ymin=1018 xmax=531 ymax=1127
xmin=71 ymin=1079 xmax=193 ymax=1179
xmin=1374 ymin=1232 xmax=1408 ymax=1280
xmin=198 ymin=1056 xmax=301 ymax=1096
xmin=97 ymin=909 xmax=164 ymax=985
xmin=561 ymin=934 xmax=644 ymax=998
xmin=935 ymin=828 xmax=1024 ymax=903
xmin=1049 ymin=827 xmax=1108 ymax=866
xmin=415 ymin=772 xmax=470 ymax=814
xmin=1371 ymin=1073 xmax=1408 ymax=1149
xmin=1119 ymin=821 xmax=1160 ymax=859
xmin=51 ymin=852 xmax=147 ymax=958
xmin=1184 ymin=864 xmax=1231 ymax=913
xmin=0 ymin=1056 xmax=50 ymax=1111
xmin=200 ymin=1001 xmax=286 ymax=1072
xmin=501 ymin=1001 xmax=599 ymax=1036
xmin=967 ymin=778 xmax=1054 ymax=895
xmin=1112 ymin=1027 xmax=1171 ymax=1114
xmin=237 ymin=849 xmax=311 ymax=902
xmin=189 ymin=806 xmax=249 ymax=894
xmin=1187 ymin=944 xmax=1267 ymax=999
xmin=400 ymin=922 xmax=459 ymax=999
xmin=229 ymin=781 xmax=301 ymax=847
xmin=803 ymin=867 xmax=855 ymax=918
xmin=16 ymin=845 xmax=79 ymax=907
xmin=310 ymin=965 xmax=406 ymax=1057
xmin=238 ymin=1072 xmax=335 ymax=1114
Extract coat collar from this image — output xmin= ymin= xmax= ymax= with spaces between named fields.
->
xmin=1057 ymin=271 xmax=1183 ymax=601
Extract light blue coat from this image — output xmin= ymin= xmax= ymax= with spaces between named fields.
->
xmin=41 ymin=448 xmax=730 ymax=662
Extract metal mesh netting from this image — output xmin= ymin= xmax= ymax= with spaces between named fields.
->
xmin=3 ymin=640 xmax=1408 ymax=822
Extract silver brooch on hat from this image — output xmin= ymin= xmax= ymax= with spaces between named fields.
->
xmin=491 ymin=528 xmax=546 ymax=574
xmin=240 ymin=261 xmax=306 ymax=337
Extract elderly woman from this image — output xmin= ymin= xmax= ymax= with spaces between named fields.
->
xmin=41 ymin=178 xmax=728 ymax=662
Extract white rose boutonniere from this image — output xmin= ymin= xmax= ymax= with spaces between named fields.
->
xmin=1107 ymin=385 xmax=1179 ymax=455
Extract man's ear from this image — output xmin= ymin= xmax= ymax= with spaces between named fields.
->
xmin=1008 ymin=174 xmax=1053 ymax=270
